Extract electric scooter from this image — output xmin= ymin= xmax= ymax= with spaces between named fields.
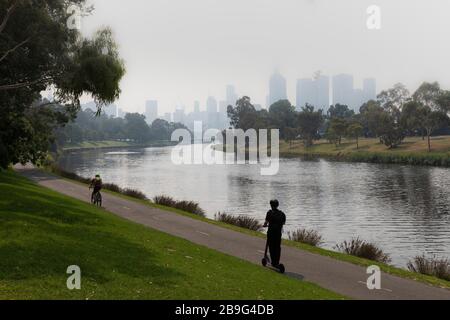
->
xmin=261 ymin=238 xmax=285 ymax=274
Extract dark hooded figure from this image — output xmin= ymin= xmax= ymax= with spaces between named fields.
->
xmin=264 ymin=200 xmax=286 ymax=267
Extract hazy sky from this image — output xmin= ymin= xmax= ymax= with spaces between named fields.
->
xmin=80 ymin=0 xmax=450 ymax=114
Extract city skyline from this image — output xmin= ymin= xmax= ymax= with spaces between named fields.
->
xmin=78 ymin=0 xmax=450 ymax=115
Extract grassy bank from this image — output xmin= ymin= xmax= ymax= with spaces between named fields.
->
xmin=280 ymin=136 xmax=450 ymax=166
xmin=63 ymin=140 xmax=176 ymax=152
xmin=0 ymin=170 xmax=343 ymax=300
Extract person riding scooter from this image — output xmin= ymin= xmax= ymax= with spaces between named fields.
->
xmin=263 ymin=200 xmax=286 ymax=268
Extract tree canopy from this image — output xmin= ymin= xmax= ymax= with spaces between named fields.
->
xmin=0 ymin=0 xmax=125 ymax=168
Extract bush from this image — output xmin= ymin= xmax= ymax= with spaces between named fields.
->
xmin=334 ymin=237 xmax=391 ymax=263
xmin=153 ymin=195 xmax=205 ymax=217
xmin=288 ymin=228 xmax=323 ymax=247
xmin=215 ymin=212 xmax=263 ymax=232
xmin=407 ymin=255 xmax=450 ymax=281
xmin=121 ymin=188 xmax=148 ymax=200
xmin=49 ymin=166 xmax=148 ymax=200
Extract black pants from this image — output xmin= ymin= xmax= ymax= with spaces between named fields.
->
xmin=91 ymin=187 xmax=101 ymax=201
xmin=267 ymin=230 xmax=282 ymax=266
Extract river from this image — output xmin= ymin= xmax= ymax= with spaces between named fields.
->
xmin=58 ymin=145 xmax=450 ymax=267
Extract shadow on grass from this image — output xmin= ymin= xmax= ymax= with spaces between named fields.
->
xmin=0 ymin=173 xmax=183 ymax=287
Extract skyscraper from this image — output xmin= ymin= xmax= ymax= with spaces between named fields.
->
xmin=194 ymin=101 xmax=200 ymax=114
xmin=296 ymin=75 xmax=330 ymax=111
xmin=332 ymin=74 xmax=354 ymax=109
xmin=269 ymin=71 xmax=287 ymax=107
xmin=226 ymin=85 xmax=238 ymax=106
xmin=145 ymin=100 xmax=158 ymax=125
xmin=206 ymin=96 xmax=218 ymax=113
xmin=296 ymin=78 xmax=314 ymax=110
xmin=363 ymin=78 xmax=377 ymax=102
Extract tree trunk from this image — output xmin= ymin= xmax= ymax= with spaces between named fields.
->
xmin=356 ymin=137 xmax=359 ymax=150
xmin=427 ymin=134 xmax=431 ymax=153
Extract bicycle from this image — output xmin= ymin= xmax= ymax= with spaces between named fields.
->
xmin=91 ymin=190 xmax=102 ymax=207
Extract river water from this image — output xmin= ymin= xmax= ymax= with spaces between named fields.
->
xmin=58 ymin=145 xmax=450 ymax=267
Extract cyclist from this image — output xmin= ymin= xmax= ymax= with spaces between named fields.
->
xmin=89 ymin=174 xmax=103 ymax=204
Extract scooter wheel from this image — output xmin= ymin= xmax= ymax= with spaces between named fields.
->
xmin=261 ymin=258 xmax=268 ymax=267
xmin=278 ymin=264 xmax=285 ymax=274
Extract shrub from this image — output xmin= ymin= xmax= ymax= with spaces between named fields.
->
xmin=49 ymin=166 xmax=148 ymax=200
xmin=215 ymin=212 xmax=263 ymax=232
xmin=102 ymin=183 xmax=121 ymax=193
xmin=407 ymin=255 xmax=450 ymax=281
xmin=121 ymin=188 xmax=148 ymax=200
xmin=288 ymin=228 xmax=323 ymax=247
xmin=334 ymin=237 xmax=391 ymax=264
xmin=153 ymin=195 xmax=205 ymax=217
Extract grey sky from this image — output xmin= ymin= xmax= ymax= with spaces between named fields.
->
xmin=81 ymin=0 xmax=450 ymax=114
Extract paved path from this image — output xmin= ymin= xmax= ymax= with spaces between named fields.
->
xmin=16 ymin=166 xmax=450 ymax=300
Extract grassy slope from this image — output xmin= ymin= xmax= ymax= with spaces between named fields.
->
xmin=0 ymin=170 xmax=343 ymax=300
xmin=280 ymin=136 xmax=450 ymax=160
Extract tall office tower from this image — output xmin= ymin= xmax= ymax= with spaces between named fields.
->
xmin=226 ymin=85 xmax=238 ymax=106
xmin=316 ymin=75 xmax=330 ymax=112
xmin=332 ymin=74 xmax=354 ymax=108
xmin=145 ymin=100 xmax=158 ymax=125
xmin=206 ymin=96 xmax=218 ymax=113
xmin=219 ymin=100 xmax=228 ymax=114
xmin=206 ymin=96 xmax=218 ymax=128
xmin=194 ymin=101 xmax=201 ymax=114
xmin=104 ymin=104 xmax=118 ymax=118
xmin=269 ymin=71 xmax=287 ymax=107
xmin=363 ymin=78 xmax=377 ymax=102
xmin=296 ymin=75 xmax=330 ymax=112
xmin=296 ymin=78 xmax=315 ymax=110
xmin=352 ymin=89 xmax=365 ymax=112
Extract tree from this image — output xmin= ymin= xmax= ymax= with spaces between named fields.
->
xmin=328 ymin=118 xmax=348 ymax=145
xmin=412 ymin=82 xmax=450 ymax=152
xmin=227 ymin=96 xmax=258 ymax=131
xmin=0 ymin=1 xmax=125 ymax=168
xmin=284 ymin=127 xmax=299 ymax=148
xmin=297 ymin=104 xmax=323 ymax=147
xmin=327 ymin=104 xmax=354 ymax=120
xmin=124 ymin=113 xmax=150 ymax=143
xmin=269 ymin=99 xmax=296 ymax=139
xmin=360 ymin=100 xmax=388 ymax=139
xmin=346 ymin=123 xmax=364 ymax=149
xmin=377 ymin=83 xmax=410 ymax=117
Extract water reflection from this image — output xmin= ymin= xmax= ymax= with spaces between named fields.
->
xmin=58 ymin=146 xmax=450 ymax=267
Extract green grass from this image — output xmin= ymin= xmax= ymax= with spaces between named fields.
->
xmin=0 ymin=170 xmax=343 ymax=300
xmin=280 ymin=137 xmax=450 ymax=166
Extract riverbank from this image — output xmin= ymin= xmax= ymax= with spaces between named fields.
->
xmin=41 ymin=165 xmax=450 ymax=290
xmin=0 ymin=169 xmax=342 ymax=299
xmin=214 ymin=136 xmax=450 ymax=167
xmin=280 ymin=136 xmax=450 ymax=166
xmin=62 ymin=140 xmax=177 ymax=152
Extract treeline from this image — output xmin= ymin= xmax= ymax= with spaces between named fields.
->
xmin=227 ymin=82 xmax=450 ymax=152
xmin=56 ymin=109 xmax=188 ymax=146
